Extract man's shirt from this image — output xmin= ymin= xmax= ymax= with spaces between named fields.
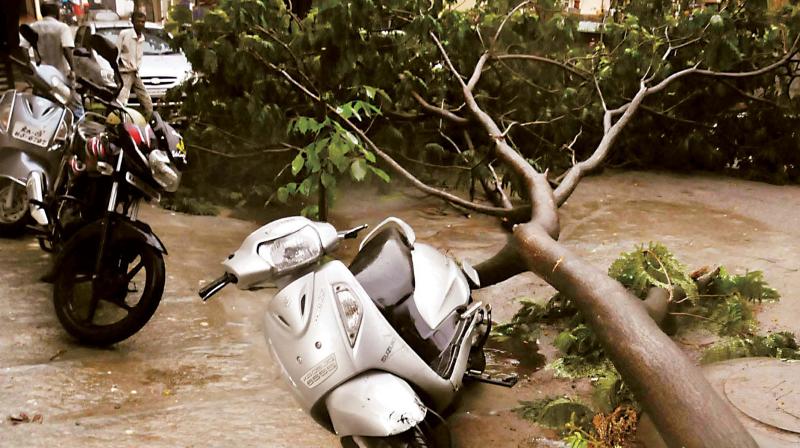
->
xmin=20 ymin=16 xmax=74 ymax=76
xmin=117 ymin=28 xmax=144 ymax=73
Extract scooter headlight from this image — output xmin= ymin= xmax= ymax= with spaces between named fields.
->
xmin=50 ymin=76 xmax=71 ymax=105
xmin=257 ymin=226 xmax=322 ymax=276
xmin=333 ymin=285 xmax=363 ymax=347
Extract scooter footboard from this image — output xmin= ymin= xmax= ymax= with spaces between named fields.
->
xmin=325 ymin=371 xmax=427 ymax=437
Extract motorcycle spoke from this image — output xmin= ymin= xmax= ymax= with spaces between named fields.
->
xmin=85 ymin=289 xmax=101 ymax=323
xmin=125 ymin=260 xmax=145 ymax=283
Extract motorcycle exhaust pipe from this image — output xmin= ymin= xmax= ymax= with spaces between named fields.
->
xmin=26 ymin=171 xmax=49 ymax=226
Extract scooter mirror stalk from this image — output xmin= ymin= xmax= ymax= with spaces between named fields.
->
xmin=339 ymin=224 xmax=368 ymax=240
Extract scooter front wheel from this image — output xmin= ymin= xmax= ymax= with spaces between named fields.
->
xmin=0 ymin=180 xmax=29 ymax=237
xmin=341 ymin=422 xmax=443 ymax=448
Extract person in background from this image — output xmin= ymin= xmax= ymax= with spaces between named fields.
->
xmin=20 ymin=1 xmax=75 ymax=79
xmin=116 ymin=11 xmax=153 ymax=118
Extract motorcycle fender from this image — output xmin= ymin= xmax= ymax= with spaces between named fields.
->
xmin=59 ymin=218 xmax=168 ymax=260
xmin=325 ymin=371 xmax=427 ymax=437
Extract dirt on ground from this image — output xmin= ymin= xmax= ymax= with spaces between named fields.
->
xmin=1 ymin=170 xmax=798 ymax=447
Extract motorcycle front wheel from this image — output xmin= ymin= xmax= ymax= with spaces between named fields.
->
xmin=53 ymin=236 xmax=165 ymax=345
xmin=0 ymin=180 xmax=29 ymax=237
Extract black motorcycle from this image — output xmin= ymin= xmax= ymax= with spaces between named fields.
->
xmin=33 ymin=35 xmax=188 ymax=345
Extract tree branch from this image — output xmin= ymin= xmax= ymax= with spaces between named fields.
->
xmin=492 ymin=0 xmax=533 ymax=44
xmin=266 ymin=61 xmax=516 ymax=218
xmin=410 ymin=91 xmax=469 ymax=124
xmin=431 ymin=33 xmax=560 ymax=238
xmin=494 ymin=54 xmax=591 ymax=80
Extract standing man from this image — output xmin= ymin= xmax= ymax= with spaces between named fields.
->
xmin=20 ymin=1 xmax=75 ymax=79
xmin=117 ymin=11 xmax=153 ymax=118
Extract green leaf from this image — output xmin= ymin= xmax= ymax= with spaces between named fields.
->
xmin=369 ymin=166 xmax=390 ymax=183
xmin=321 ymin=172 xmax=336 ymax=189
xmin=276 ymin=187 xmax=289 ymax=203
xmin=298 ymin=177 xmax=314 ymax=196
xmin=350 ymin=159 xmax=368 ymax=181
xmin=307 ymin=146 xmax=322 ymax=173
xmin=362 ymin=149 xmax=376 ymax=163
xmin=291 ymin=153 xmax=305 ymax=176
xmin=328 ymin=139 xmax=350 ymax=172
xmin=344 ymin=131 xmax=360 ymax=147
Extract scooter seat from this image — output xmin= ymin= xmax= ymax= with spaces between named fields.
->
xmin=349 ymin=226 xmax=414 ymax=310
xmin=350 ymin=227 xmax=468 ymax=378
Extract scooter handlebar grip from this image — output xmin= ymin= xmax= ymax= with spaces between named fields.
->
xmin=198 ymin=272 xmax=236 ymax=301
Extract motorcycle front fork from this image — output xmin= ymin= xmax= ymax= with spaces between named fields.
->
xmin=86 ymin=152 xmax=126 ymax=320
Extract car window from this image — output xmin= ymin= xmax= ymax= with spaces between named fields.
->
xmin=143 ymin=29 xmax=176 ymax=55
xmin=94 ymin=27 xmax=177 ymax=56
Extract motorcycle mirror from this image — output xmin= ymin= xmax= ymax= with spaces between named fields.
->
xmin=88 ymin=34 xmax=119 ymax=70
xmin=87 ymin=34 xmax=123 ymax=97
xmin=19 ymin=25 xmax=38 ymax=51
xmin=73 ymin=47 xmax=92 ymax=58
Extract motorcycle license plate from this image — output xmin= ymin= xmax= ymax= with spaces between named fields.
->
xmin=11 ymin=122 xmax=50 ymax=147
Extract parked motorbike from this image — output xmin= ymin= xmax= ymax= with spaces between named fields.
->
xmin=200 ymin=216 xmax=516 ymax=447
xmin=0 ymin=25 xmax=76 ymax=236
xmin=29 ymin=34 xmax=188 ymax=345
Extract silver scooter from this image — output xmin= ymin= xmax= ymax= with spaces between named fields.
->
xmin=200 ymin=216 xmax=516 ymax=447
xmin=0 ymin=25 xmax=76 ymax=236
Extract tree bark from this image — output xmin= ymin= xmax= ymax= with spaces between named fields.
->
xmin=513 ymin=223 xmax=758 ymax=448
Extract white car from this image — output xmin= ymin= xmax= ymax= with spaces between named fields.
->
xmin=73 ymin=21 xmax=192 ymax=103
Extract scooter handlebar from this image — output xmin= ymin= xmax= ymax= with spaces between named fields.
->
xmin=199 ymin=272 xmax=237 ymax=301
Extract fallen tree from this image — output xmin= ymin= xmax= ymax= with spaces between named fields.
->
xmin=170 ymin=1 xmax=800 ymax=446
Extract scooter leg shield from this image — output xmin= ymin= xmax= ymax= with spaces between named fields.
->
xmin=325 ymin=371 xmax=427 ymax=437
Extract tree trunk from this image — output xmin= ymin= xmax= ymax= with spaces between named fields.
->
xmin=512 ymin=223 xmax=757 ymax=448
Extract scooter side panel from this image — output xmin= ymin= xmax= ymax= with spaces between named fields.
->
xmin=264 ymin=261 xmax=456 ymax=414
xmin=324 ymin=371 xmax=426 ymax=437
xmin=320 ymin=262 xmax=459 ymax=411
xmin=411 ymin=243 xmax=472 ymax=331
xmin=0 ymin=148 xmax=59 ymax=184
xmin=264 ymin=267 xmax=358 ymax=412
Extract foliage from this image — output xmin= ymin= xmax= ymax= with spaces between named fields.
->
xmin=548 ymin=356 xmax=616 ymax=380
xmin=522 ymin=400 xmax=638 ymax=448
xmin=701 ymin=331 xmax=800 ymax=363
xmin=518 ymin=396 xmax=595 ymax=432
xmin=168 ymin=0 xmax=800 ymax=215
xmin=591 ymin=369 xmax=636 ymax=414
xmin=609 ymin=242 xmax=698 ymax=301
xmin=589 ymin=406 xmax=639 ymax=448
xmin=160 ymin=189 xmax=220 ymax=215
xmin=499 ymin=241 xmax=789 ymax=434
xmin=278 ymin=99 xmax=389 ymax=216
xmin=491 ymin=299 xmax=546 ymax=345
xmin=707 ymin=267 xmax=780 ymax=302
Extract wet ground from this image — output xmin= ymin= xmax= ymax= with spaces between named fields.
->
xmin=1 ymin=170 xmax=798 ymax=447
